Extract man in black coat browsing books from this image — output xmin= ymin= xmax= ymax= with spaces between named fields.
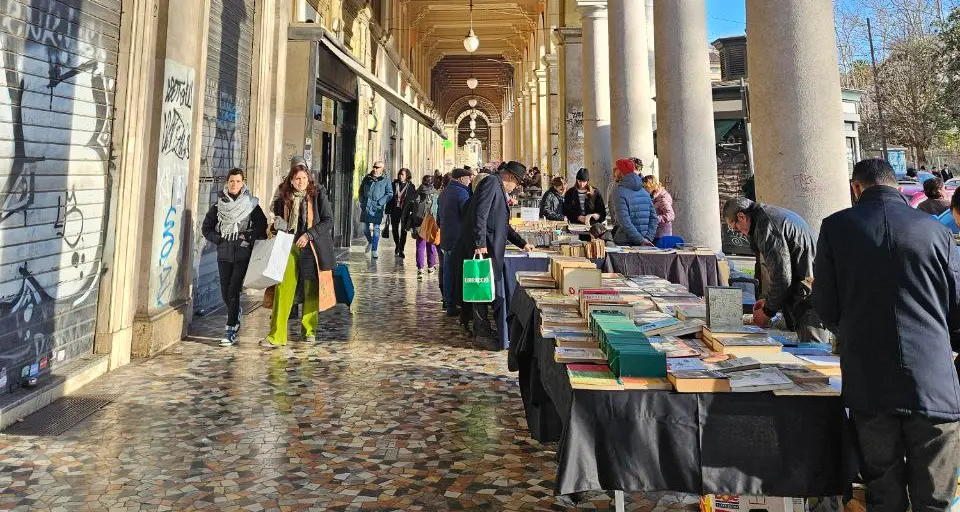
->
xmin=813 ymin=158 xmax=960 ymax=511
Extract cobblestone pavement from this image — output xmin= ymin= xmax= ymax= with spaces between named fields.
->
xmin=0 ymin=247 xmax=698 ymax=511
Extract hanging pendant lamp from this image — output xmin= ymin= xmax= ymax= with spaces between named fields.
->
xmin=463 ymin=0 xmax=480 ymax=53
xmin=468 ymin=98 xmax=478 ymax=108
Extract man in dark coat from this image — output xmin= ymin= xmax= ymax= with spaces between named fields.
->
xmin=438 ymin=168 xmax=473 ymax=316
xmin=451 ymin=161 xmax=533 ymax=350
xmin=722 ymin=197 xmax=829 ymax=342
xmin=813 ymin=158 xmax=960 ymax=511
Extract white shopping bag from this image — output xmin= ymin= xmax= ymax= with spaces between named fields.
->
xmin=243 ymin=231 xmax=295 ymax=289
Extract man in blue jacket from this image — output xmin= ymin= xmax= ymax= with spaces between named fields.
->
xmin=438 ymin=168 xmax=473 ymax=316
xmin=358 ymin=161 xmax=393 ymax=259
xmin=813 ymin=158 xmax=960 ymax=511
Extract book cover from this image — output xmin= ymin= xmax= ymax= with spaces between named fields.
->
xmin=649 ymin=337 xmax=700 ymax=358
xmin=710 ymin=357 xmax=763 ymax=373
xmin=667 ymin=358 xmax=707 ymax=373
xmin=555 ymin=347 xmax=606 ymax=363
xmin=619 ymin=376 xmax=673 ymax=391
xmin=567 ymin=363 xmax=623 ymax=390
xmin=727 ymin=367 xmax=794 ymax=392
xmin=705 ymin=286 xmax=744 ymax=331
xmin=668 ymin=370 xmax=731 ymax=393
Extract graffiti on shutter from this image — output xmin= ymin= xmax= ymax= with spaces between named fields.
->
xmin=0 ymin=0 xmax=120 ymax=392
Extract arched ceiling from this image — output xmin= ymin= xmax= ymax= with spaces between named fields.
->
xmin=444 ymin=94 xmax=501 ymax=124
xmin=432 ymin=56 xmax=513 ymax=122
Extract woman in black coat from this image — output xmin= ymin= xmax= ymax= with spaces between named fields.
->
xmin=387 ymin=168 xmax=416 ymax=259
xmin=563 ymin=168 xmax=606 ymax=224
xmin=201 ymin=168 xmax=268 ymax=346
xmin=262 ymin=159 xmax=335 ymax=348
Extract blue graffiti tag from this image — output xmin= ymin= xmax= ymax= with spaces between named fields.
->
xmin=155 ymin=205 xmax=177 ymax=308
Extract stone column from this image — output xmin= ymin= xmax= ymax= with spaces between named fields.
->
xmin=654 ymin=0 xmax=722 ymax=250
xmin=444 ymin=123 xmax=457 ymax=170
xmin=521 ymin=89 xmax=532 ymax=164
xmin=577 ymin=1 xmax=612 ymax=195
xmin=554 ymin=27 xmax=584 ymax=184
xmin=543 ymin=54 xmax=561 ymax=180
xmin=502 ymin=114 xmax=516 ymax=162
xmin=537 ymin=70 xmax=549 ymax=177
xmin=489 ymin=122 xmax=502 ymax=162
xmin=607 ymin=0 xmax=654 ymax=167
xmin=529 ymin=77 xmax=540 ymax=169
xmin=747 ymin=0 xmax=850 ymax=234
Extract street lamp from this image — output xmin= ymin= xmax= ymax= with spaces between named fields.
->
xmin=463 ymin=0 xmax=480 ymax=53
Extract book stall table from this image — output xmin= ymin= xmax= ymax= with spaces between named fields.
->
xmin=602 ymin=251 xmax=721 ymax=296
xmin=506 ymin=286 xmax=857 ymax=507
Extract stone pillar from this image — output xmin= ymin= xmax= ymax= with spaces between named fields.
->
xmin=502 ymin=114 xmax=516 ymax=162
xmin=543 ymin=54 xmax=561 ymax=179
xmin=529 ymin=77 xmax=540 ymax=169
xmin=654 ymin=0 xmax=722 ymax=250
xmin=133 ymin=0 xmax=213 ymax=357
xmin=554 ymin=27 xmax=584 ymax=184
xmin=523 ymin=88 xmax=533 ymax=165
xmin=93 ymin=0 xmax=164 ymax=369
xmin=444 ymin=123 xmax=457 ymax=170
xmin=747 ymin=0 xmax=850 ymax=234
xmin=578 ymin=1 xmax=612 ymax=195
xmin=607 ymin=0 xmax=654 ymax=167
xmin=489 ymin=122 xmax=502 ymax=162
xmin=537 ymin=70 xmax=549 ymax=177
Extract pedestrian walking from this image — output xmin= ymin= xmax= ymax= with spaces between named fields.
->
xmin=387 ymin=168 xmax=416 ymax=259
xmin=359 ymin=161 xmax=393 ymax=259
xmin=563 ymin=168 xmax=606 ymax=225
xmin=261 ymin=158 xmax=336 ymax=347
xmin=813 ymin=158 xmax=960 ymax=511
xmin=201 ymin=168 xmax=268 ymax=346
xmin=642 ymin=175 xmax=675 ymax=241
xmin=722 ymin=197 xmax=829 ymax=342
xmin=438 ymin=168 xmax=473 ymax=315
xmin=405 ymin=175 xmax=440 ymax=279
xmin=539 ymin=177 xmax=566 ymax=221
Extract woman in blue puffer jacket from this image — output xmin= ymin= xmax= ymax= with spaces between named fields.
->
xmin=613 ymin=160 xmax=660 ymax=246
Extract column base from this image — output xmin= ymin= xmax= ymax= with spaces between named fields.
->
xmin=132 ymin=301 xmax=190 ymax=358
xmin=94 ymin=327 xmax=133 ymax=370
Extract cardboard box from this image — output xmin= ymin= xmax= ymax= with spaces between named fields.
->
xmin=559 ymin=267 xmax=602 ymax=296
xmin=700 ymin=495 xmax=807 ymax=512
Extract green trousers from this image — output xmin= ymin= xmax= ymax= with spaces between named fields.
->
xmin=266 ymin=247 xmax=318 ymax=345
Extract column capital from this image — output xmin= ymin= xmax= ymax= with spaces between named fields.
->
xmin=536 ymin=68 xmax=547 ymax=82
xmin=552 ymin=27 xmax=582 ymax=47
xmin=577 ymin=0 xmax=608 ymax=19
xmin=541 ymin=53 xmax=559 ymax=68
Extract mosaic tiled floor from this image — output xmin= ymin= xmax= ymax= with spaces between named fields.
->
xmin=0 ymin=243 xmax=699 ymax=511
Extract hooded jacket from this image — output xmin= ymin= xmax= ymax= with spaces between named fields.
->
xmin=613 ymin=173 xmax=658 ymax=245
xmin=539 ymin=188 xmax=565 ymax=221
xmin=438 ymin=180 xmax=471 ymax=251
xmin=359 ymin=173 xmax=393 ymax=224
xmin=813 ymin=186 xmax=960 ymax=420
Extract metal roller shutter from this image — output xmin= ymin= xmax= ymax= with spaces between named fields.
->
xmin=0 ymin=0 xmax=121 ymax=392
xmin=194 ymin=0 xmax=256 ymax=315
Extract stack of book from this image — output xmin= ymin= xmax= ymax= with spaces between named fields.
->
xmin=590 ymin=311 xmax=667 ymax=379
xmin=515 ymin=270 xmax=556 ymax=289
xmin=550 ymin=256 xmax=602 ymax=296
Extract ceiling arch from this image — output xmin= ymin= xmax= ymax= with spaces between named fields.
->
xmin=455 ymin=109 xmax=491 ymax=126
xmin=444 ymin=95 xmax=501 ymax=124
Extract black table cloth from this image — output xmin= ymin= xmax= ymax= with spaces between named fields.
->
xmin=603 ymin=252 xmax=720 ymax=296
xmin=508 ymin=286 xmax=856 ymax=498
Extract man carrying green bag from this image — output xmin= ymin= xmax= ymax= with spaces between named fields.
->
xmin=452 ymin=161 xmax=534 ymax=351
xmin=463 ymin=255 xmax=496 ymax=303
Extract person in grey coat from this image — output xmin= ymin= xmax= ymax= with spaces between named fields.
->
xmin=722 ymin=197 xmax=829 ymax=343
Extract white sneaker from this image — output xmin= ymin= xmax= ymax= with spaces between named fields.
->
xmin=372 ymin=249 xmax=379 ymax=259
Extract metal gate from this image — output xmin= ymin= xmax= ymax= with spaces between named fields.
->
xmin=0 ymin=0 xmax=120 ymax=393
xmin=194 ymin=0 xmax=256 ymax=315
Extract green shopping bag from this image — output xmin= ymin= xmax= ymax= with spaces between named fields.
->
xmin=463 ymin=255 xmax=495 ymax=303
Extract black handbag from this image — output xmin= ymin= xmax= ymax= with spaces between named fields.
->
xmin=382 ymin=215 xmax=391 ymax=239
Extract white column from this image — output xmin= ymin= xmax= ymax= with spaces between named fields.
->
xmin=577 ymin=1 xmax=612 ymax=195
xmin=522 ymin=89 xmax=532 ymax=164
xmin=607 ymin=0 xmax=654 ymax=167
xmin=543 ymin=54 xmax=560 ymax=180
xmin=502 ymin=114 xmax=516 ymax=162
xmin=537 ymin=70 xmax=549 ymax=177
xmin=554 ymin=27 xmax=584 ymax=184
xmin=654 ymin=0 xmax=722 ymax=250
xmin=747 ymin=0 xmax=850 ymax=234
xmin=529 ymin=77 xmax=540 ymax=169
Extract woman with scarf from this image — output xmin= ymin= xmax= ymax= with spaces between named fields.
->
xmin=563 ymin=168 xmax=606 ymax=224
xmin=387 ymin=168 xmax=416 ymax=259
xmin=202 ymin=168 xmax=268 ymax=346
xmin=261 ymin=157 xmax=336 ymax=348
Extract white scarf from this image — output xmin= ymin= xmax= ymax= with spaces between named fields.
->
xmin=217 ymin=184 xmax=257 ymax=240
xmin=288 ymin=190 xmax=307 ymax=231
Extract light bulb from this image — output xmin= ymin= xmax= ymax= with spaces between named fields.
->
xmin=468 ymin=99 xmax=478 ymax=107
xmin=471 ymin=131 xmax=476 ymax=137
xmin=469 ymin=120 xmax=476 ymax=130
xmin=466 ymin=77 xmax=478 ymax=89
xmin=463 ymin=29 xmax=480 ymax=53
xmin=470 ymin=112 xmax=477 ymax=120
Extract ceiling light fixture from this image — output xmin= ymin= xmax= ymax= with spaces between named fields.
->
xmin=470 ymin=119 xmax=477 ymax=130
xmin=471 ymin=130 xmax=476 ymax=137
xmin=463 ymin=0 xmax=480 ymax=53
xmin=468 ymin=98 xmax=478 ymax=108
xmin=467 ymin=77 xmax=478 ymax=89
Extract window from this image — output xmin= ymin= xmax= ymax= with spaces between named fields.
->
xmin=297 ymin=0 xmax=320 ymax=23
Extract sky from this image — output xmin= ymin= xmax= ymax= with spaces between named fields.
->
xmin=705 ymin=0 xmax=747 ymax=41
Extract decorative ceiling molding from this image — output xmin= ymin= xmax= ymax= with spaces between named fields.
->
xmin=445 ymin=94 xmax=502 ymax=124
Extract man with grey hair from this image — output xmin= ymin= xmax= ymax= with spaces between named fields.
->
xmin=721 ymin=197 xmax=829 ymax=342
